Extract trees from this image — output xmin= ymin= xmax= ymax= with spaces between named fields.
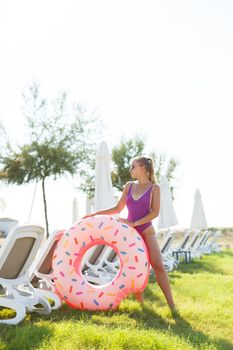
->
xmin=78 ymin=135 xmax=178 ymax=200
xmin=0 ymin=83 xmax=102 ymax=237
xmin=111 ymin=136 xmax=144 ymax=191
xmin=111 ymin=138 xmax=178 ymax=198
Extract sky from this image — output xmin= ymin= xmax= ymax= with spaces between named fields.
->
xmin=0 ymin=0 xmax=233 ymax=231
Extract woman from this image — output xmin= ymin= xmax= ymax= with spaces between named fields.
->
xmin=85 ymin=155 xmax=176 ymax=311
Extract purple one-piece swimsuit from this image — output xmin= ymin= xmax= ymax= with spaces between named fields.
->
xmin=126 ymin=183 xmax=153 ymax=234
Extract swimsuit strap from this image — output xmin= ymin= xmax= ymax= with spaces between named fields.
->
xmin=128 ymin=182 xmax=133 ymax=195
xmin=131 ymin=182 xmax=153 ymax=194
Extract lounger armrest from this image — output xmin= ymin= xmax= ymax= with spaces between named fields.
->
xmin=34 ymin=270 xmax=55 ymax=289
xmin=0 ymin=270 xmax=36 ymax=298
xmin=0 ymin=277 xmax=19 ymax=297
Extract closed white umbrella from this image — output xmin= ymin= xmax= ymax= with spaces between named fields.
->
xmin=72 ymin=197 xmax=79 ymax=223
xmin=83 ymin=141 xmax=117 ymax=284
xmin=94 ymin=141 xmax=115 ymax=210
xmin=158 ymin=175 xmax=178 ymax=229
xmin=190 ymin=189 xmax=208 ymax=229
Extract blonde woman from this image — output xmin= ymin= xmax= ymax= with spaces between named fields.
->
xmin=85 ymin=156 xmax=176 ymax=311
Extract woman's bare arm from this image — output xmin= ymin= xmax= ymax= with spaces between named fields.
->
xmin=83 ymin=182 xmax=131 ymax=217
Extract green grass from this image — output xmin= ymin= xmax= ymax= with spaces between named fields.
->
xmin=1 ymin=251 xmax=233 ymax=350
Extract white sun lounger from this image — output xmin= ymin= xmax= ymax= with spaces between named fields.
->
xmin=29 ymin=229 xmax=65 ymax=310
xmin=160 ymin=233 xmax=177 ymax=271
xmin=0 ymin=225 xmax=51 ymax=325
xmin=200 ymin=230 xmax=222 ymax=254
xmin=81 ymin=244 xmax=119 ymax=285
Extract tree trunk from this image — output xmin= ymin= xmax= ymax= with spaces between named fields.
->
xmin=42 ymin=177 xmax=49 ymax=238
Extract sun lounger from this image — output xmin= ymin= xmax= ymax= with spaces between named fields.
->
xmin=82 ymin=245 xmax=119 ymax=285
xmin=190 ymin=230 xmax=210 ymax=258
xmin=160 ymin=233 xmax=177 ymax=271
xmin=200 ymin=230 xmax=222 ymax=254
xmin=29 ymin=229 xmax=65 ymax=310
xmin=0 ymin=225 xmax=51 ymax=325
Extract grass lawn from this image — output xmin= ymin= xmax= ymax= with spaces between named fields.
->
xmin=0 ymin=250 xmax=233 ymax=350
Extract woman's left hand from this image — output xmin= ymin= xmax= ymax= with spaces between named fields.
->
xmin=118 ymin=218 xmax=134 ymax=227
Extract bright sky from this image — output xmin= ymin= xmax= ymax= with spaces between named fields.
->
xmin=0 ymin=0 xmax=233 ymax=231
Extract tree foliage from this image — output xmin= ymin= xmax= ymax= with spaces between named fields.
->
xmin=111 ymin=137 xmax=178 ymax=197
xmin=78 ymin=155 xmax=96 ymax=199
xmin=0 ymin=83 xmax=102 ymax=236
xmin=111 ymin=136 xmax=145 ymax=191
xmin=79 ymin=135 xmax=178 ymax=200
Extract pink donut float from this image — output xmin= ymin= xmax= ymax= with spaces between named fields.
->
xmin=52 ymin=215 xmax=150 ymax=310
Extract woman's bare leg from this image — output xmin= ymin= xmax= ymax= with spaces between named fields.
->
xmin=140 ymin=227 xmax=175 ymax=309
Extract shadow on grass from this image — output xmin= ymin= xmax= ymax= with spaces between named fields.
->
xmin=1 ymin=252 xmax=232 ymax=349
xmin=0 ymin=322 xmax=53 ymax=350
xmin=22 ymin=297 xmax=233 ymax=350
xmin=143 ymin=278 xmax=167 ymax=307
xmin=36 ymin=303 xmax=233 ymax=350
xmin=1 ymin=301 xmax=232 ymax=350
xmin=126 ymin=303 xmax=233 ymax=350
xmin=148 ymin=270 xmax=183 ymax=286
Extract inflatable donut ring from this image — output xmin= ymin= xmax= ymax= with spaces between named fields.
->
xmin=52 ymin=215 xmax=150 ymax=310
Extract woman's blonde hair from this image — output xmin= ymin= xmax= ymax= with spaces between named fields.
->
xmin=133 ymin=155 xmax=158 ymax=184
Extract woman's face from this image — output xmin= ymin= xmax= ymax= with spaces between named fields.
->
xmin=129 ymin=161 xmax=143 ymax=179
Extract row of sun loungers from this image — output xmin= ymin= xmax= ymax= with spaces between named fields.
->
xmin=0 ymin=224 xmax=223 ymax=324
xmin=161 ymin=229 xmax=222 ymax=271
xmin=81 ymin=228 xmax=223 ymax=281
